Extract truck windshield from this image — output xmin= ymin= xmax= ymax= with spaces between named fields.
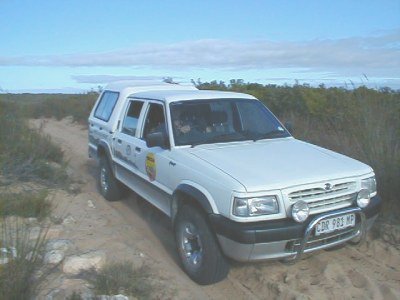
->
xmin=170 ymin=99 xmax=290 ymax=146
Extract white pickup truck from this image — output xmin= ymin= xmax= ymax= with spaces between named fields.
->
xmin=88 ymin=80 xmax=381 ymax=284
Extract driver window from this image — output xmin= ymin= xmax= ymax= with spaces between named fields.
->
xmin=142 ymin=103 xmax=166 ymax=139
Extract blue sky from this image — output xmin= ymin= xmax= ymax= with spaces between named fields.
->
xmin=0 ymin=0 xmax=399 ymax=92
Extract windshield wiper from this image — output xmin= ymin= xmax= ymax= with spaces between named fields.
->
xmin=253 ymin=130 xmax=287 ymax=141
xmin=191 ymin=133 xmax=250 ymax=147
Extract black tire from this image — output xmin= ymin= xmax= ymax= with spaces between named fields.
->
xmin=98 ymin=156 xmax=123 ymax=201
xmin=174 ymin=204 xmax=229 ymax=285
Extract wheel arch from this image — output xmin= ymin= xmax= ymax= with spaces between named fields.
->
xmin=97 ymin=140 xmax=112 ymax=159
xmin=171 ymin=182 xmax=219 ymax=223
xmin=97 ymin=141 xmax=115 ymax=174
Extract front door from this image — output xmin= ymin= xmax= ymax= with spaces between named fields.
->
xmin=135 ymin=102 xmax=173 ymax=215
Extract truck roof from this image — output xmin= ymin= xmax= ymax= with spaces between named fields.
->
xmin=104 ymin=80 xmax=256 ymax=103
xmin=105 ymin=80 xmax=197 ymax=94
xmin=130 ymin=90 xmax=257 ymax=103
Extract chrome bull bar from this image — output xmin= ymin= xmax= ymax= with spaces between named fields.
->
xmin=289 ymin=207 xmax=366 ymax=262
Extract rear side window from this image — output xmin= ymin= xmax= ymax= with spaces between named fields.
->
xmin=121 ymin=100 xmax=144 ymax=136
xmin=94 ymin=91 xmax=119 ymax=121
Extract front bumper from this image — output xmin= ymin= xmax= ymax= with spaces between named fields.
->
xmin=210 ymin=195 xmax=381 ymax=261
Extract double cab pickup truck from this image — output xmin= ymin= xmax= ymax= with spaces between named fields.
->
xmin=88 ymin=80 xmax=381 ymax=284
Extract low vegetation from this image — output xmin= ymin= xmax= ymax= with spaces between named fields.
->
xmin=0 ymin=219 xmax=49 ymax=300
xmin=0 ymin=101 xmax=67 ymax=185
xmin=0 ymin=192 xmax=50 ymax=300
xmin=84 ymin=261 xmax=152 ymax=298
xmin=0 ymin=92 xmax=97 ymax=124
xmin=0 ymin=98 xmax=63 ymax=300
xmin=0 ymin=191 xmax=51 ymax=220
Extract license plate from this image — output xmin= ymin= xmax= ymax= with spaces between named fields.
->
xmin=315 ymin=213 xmax=356 ymax=236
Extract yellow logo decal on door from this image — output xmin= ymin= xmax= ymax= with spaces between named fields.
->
xmin=145 ymin=153 xmax=156 ymax=181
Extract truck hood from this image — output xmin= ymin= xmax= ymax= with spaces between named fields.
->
xmin=189 ymin=138 xmax=372 ymax=192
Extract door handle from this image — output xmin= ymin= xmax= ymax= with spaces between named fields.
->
xmin=135 ymin=147 xmax=141 ymax=153
xmin=169 ymin=161 xmax=176 ymax=166
xmin=117 ymin=139 xmax=122 ymax=144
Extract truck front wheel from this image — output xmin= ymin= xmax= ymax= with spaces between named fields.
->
xmin=174 ymin=204 xmax=229 ymax=285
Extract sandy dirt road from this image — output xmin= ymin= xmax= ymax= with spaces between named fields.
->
xmin=33 ymin=118 xmax=400 ymax=299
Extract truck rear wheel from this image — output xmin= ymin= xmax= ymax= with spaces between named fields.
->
xmin=174 ymin=204 xmax=229 ymax=285
xmin=99 ymin=156 xmax=123 ymax=201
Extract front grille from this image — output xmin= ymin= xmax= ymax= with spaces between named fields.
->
xmin=288 ymin=181 xmax=357 ymax=214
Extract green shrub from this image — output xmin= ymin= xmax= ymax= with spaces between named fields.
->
xmin=0 ymin=92 xmax=98 ymax=124
xmin=0 ymin=100 xmax=66 ymax=185
xmin=0 ymin=191 xmax=51 ymax=220
xmin=0 ymin=216 xmax=49 ymax=300
xmin=21 ymin=93 xmax=97 ymax=124
xmin=85 ymin=261 xmax=152 ymax=298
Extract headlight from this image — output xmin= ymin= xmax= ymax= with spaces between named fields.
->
xmin=357 ymin=188 xmax=370 ymax=208
xmin=361 ymin=176 xmax=377 ymax=197
xmin=233 ymin=196 xmax=279 ymax=217
xmin=291 ymin=200 xmax=309 ymax=223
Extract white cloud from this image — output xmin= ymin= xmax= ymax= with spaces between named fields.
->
xmin=71 ymin=75 xmax=167 ymax=84
xmin=0 ymin=30 xmax=399 ymax=79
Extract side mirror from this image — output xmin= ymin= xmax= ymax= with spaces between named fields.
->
xmin=146 ymin=132 xmax=169 ymax=149
xmin=284 ymin=121 xmax=294 ymax=135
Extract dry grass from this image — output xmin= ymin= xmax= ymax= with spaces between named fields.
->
xmin=0 ymin=101 xmax=67 ymax=186
xmin=0 ymin=191 xmax=51 ymax=220
xmin=84 ymin=261 xmax=152 ymax=298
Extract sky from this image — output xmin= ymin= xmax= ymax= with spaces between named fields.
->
xmin=0 ymin=0 xmax=399 ymax=93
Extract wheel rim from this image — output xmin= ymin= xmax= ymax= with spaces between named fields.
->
xmin=100 ymin=167 xmax=109 ymax=193
xmin=178 ymin=222 xmax=203 ymax=272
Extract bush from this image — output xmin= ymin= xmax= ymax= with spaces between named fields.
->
xmin=0 ymin=216 xmax=49 ymax=299
xmin=0 ymin=100 xmax=66 ymax=185
xmin=0 ymin=92 xmax=98 ymax=124
xmin=0 ymin=191 xmax=51 ymax=220
xmin=21 ymin=93 xmax=97 ymax=124
xmin=85 ymin=261 xmax=152 ymax=298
